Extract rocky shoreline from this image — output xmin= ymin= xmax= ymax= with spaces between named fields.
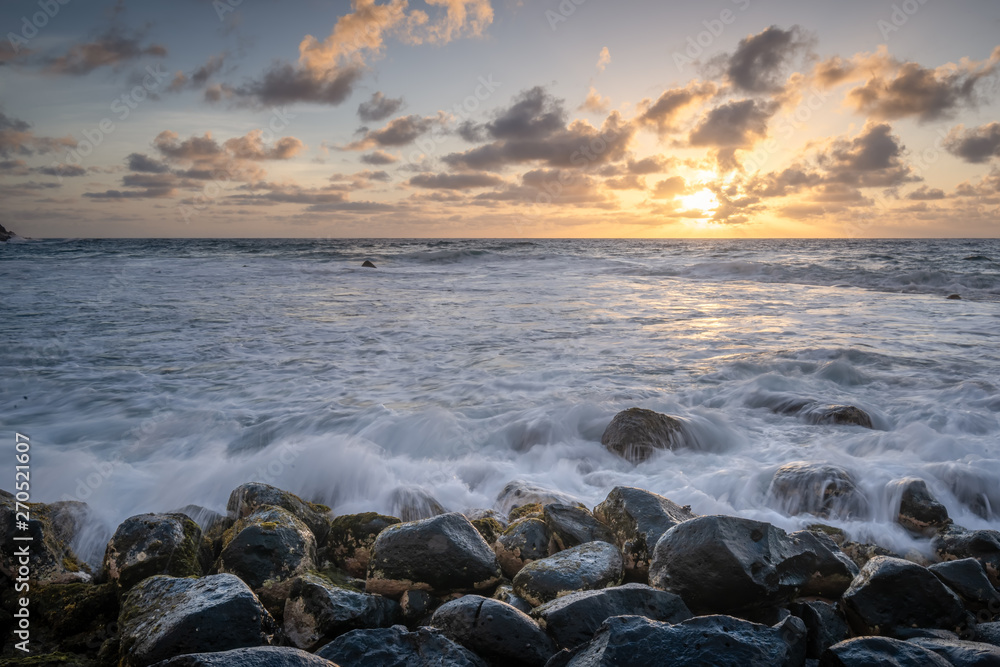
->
xmin=2 ymin=408 xmax=999 ymax=666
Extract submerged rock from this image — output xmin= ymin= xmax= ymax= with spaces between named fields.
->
xmin=389 ymin=486 xmax=447 ymax=522
xmin=431 ymin=595 xmax=556 ymax=667
xmin=933 ymin=526 xmax=1000 ymax=586
xmin=494 ymin=518 xmax=551 ymax=578
xmin=217 ymin=506 xmax=317 ymax=590
xmin=767 ymin=461 xmax=869 ymax=519
xmin=322 ymin=512 xmax=401 ymax=578
xmin=282 ymin=573 xmax=399 ymax=651
xmin=226 ymin=483 xmax=331 ymax=545
xmin=600 ymin=407 xmax=690 ymax=462
xmin=890 ymin=477 xmax=950 ymax=535
xmin=928 ymin=558 xmax=1000 ymax=615
xmin=150 ymin=646 xmax=337 ymax=666
xmin=512 ymin=541 xmax=623 ymax=607
xmin=649 ymin=515 xmax=817 ymax=615
xmin=543 ymin=503 xmax=614 ymax=553
xmin=820 ymin=636 xmax=952 ymax=666
xmin=947 ymin=293 xmax=962 ymax=300
xmin=366 ymin=512 xmax=501 ymax=598
xmin=592 ymin=486 xmax=696 ymax=582
xmin=119 ymin=574 xmax=274 ymax=667
xmin=495 ymin=480 xmax=577 ymax=516
xmin=103 ymin=513 xmax=204 ymax=594
xmin=316 ymin=626 xmax=487 ymax=667
xmin=802 ymin=404 xmax=874 ymax=428
xmin=361 ymin=260 xmax=377 ymax=268
xmin=532 ymin=583 xmax=691 ymax=649
xmin=0 ymin=497 xmax=92 ymax=584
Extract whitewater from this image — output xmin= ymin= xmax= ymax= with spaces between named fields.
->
xmin=2 ymin=238 xmax=999 ymax=565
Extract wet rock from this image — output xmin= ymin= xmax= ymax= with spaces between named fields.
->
xmin=495 ymin=518 xmax=551 ymax=578
xmin=927 ymin=462 xmax=1000 ymax=520
xmin=316 ymin=626 xmax=487 ymax=667
xmin=907 ymin=637 xmax=1000 ymax=665
xmin=840 ymin=540 xmax=899 ymax=569
xmin=322 ymin=512 xmax=401 ymax=578
xmin=227 ymin=483 xmax=331 ymax=545
xmin=119 ymin=574 xmax=274 ymax=667
xmin=820 ymin=636 xmax=952 ymax=666
xmin=509 ymin=502 xmax=545 ymax=521
xmin=512 ymin=541 xmax=623 ymax=607
xmin=0 ymin=223 xmax=14 ymax=242
xmin=928 ymin=558 xmax=1000 ymax=615
xmin=543 ymin=504 xmax=614 ymax=553
xmin=362 ymin=260 xmax=377 ymax=268
xmin=471 ymin=516 xmax=504 ymax=546
xmin=557 ymin=614 xmax=806 ymax=667
xmin=366 ymin=512 xmax=501 ymax=598
xmin=788 ymin=600 xmax=850 ymax=660
xmin=495 ymin=480 xmax=577 ymax=516
xmin=592 ymin=486 xmax=696 ymax=583
xmin=431 ymin=595 xmax=556 ymax=667
xmin=150 ymin=646 xmax=337 ymax=666
xmin=976 ymin=622 xmax=1000 ymax=647
xmin=282 ymin=572 xmax=399 ymax=651
xmin=842 ymin=556 xmax=970 ymax=637
xmin=464 ymin=508 xmax=508 ymax=526
xmin=789 ymin=530 xmax=860 ymax=598
xmin=172 ymin=505 xmax=227 ymax=533
xmin=767 ymin=461 xmax=869 ymax=519
xmin=27 ymin=581 xmax=119 ymax=655
xmin=890 ymin=477 xmax=950 ymax=535
xmin=803 ymin=404 xmax=874 ymax=428
xmin=947 ymin=293 xmax=962 ymax=299
xmin=649 ymin=515 xmax=817 ymax=615
xmin=532 ymin=583 xmax=691 ymax=649
xmin=492 ymin=583 xmax=533 ymax=614
xmin=400 ymin=589 xmax=437 ymax=625
xmin=0 ymin=498 xmax=92 ymax=584
xmin=389 ymin=486 xmax=447 ymax=522
xmin=217 ymin=506 xmax=317 ymax=590
xmin=600 ymin=407 xmax=689 ymax=462
xmin=102 ymin=513 xmax=205 ymax=594
xmin=933 ymin=526 xmax=1000 ymax=586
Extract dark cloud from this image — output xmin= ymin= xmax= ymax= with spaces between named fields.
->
xmin=168 ymin=53 xmax=227 ymax=93
xmin=724 ymin=26 xmax=812 ymax=93
xmin=637 ymin=82 xmax=717 ymax=136
xmin=37 ymin=164 xmax=86 ymax=177
xmin=360 ymin=150 xmax=398 ymax=165
xmin=817 ymin=122 xmax=918 ymax=187
xmin=225 ymin=62 xmax=364 ymax=107
xmin=457 ymin=120 xmax=487 ymax=142
xmin=224 ymin=132 xmax=306 ymax=160
xmin=486 ymin=87 xmax=566 ymax=140
xmin=689 ymin=99 xmax=776 ymax=163
xmin=0 ymin=159 xmax=30 ymax=175
xmin=0 ymin=111 xmax=75 ymax=157
xmin=944 ymin=123 xmax=1000 ymax=163
xmin=44 ymin=27 xmax=167 ymax=76
xmin=127 ymin=153 xmax=170 ymax=173
xmin=408 ymin=172 xmax=504 ymax=190
xmin=474 ymin=168 xmax=615 ymax=207
xmin=346 ymin=115 xmax=437 ymax=149
xmin=627 ymin=156 xmax=671 ymax=175
xmin=907 ymin=186 xmax=946 ymax=200
xmin=652 ymin=176 xmax=687 ymax=198
xmin=604 ymin=174 xmax=645 ymax=190
xmin=358 ymin=92 xmax=404 ymax=122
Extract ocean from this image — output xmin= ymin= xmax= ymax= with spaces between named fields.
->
xmin=2 ymin=238 xmax=999 ymax=565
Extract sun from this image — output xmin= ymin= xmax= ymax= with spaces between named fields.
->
xmin=678 ymin=188 xmax=719 ymax=217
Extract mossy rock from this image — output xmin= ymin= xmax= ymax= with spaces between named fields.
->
xmin=33 ymin=581 xmax=118 ymax=638
xmin=101 ymin=513 xmax=204 ymax=595
xmin=226 ymin=482 xmax=331 ymax=545
xmin=322 ymin=512 xmax=401 ymax=578
xmin=0 ymin=652 xmax=99 ymax=666
xmin=471 ymin=517 xmax=504 ymax=546
xmin=216 ymin=506 xmax=316 ymax=590
xmin=508 ymin=503 xmax=543 ymax=522
xmin=601 ymin=407 xmax=690 ymax=462
xmin=1 ymin=498 xmax=92 ymax=584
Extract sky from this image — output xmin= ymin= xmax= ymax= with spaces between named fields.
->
xmin=1 ymin=0 xmax=999 ymax=238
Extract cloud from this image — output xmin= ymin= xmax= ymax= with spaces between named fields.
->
xmin=127 ymin=153 xmax=170 ymax=173
xmin=907 ymin=186 xmax=946 ymax=200
xmin=168 ymin=54 xmax=227 ymax=93
xmin=224 ymin=131 xmax=307 ymax=160
xmin=652 ymin=176 xmax=687 ymax=198
xmin=637 ymin=81 xmax=717 ymax=136
xmin=224 ymin=62 xmax=365 ymax=107
xmin=580 ymin=86 xmax=611 ymax=113
xmin=37 ymin=164 xmax=86 ymax=177
xmin=345 ymin=114 xmax=439 ymax=149
xmin=358 ymin=91 xmax=405 ymax=121
xmin=360 ymin=150 xmax=399 ymax=165
xmin=0 ymin=111 xmax=75 ymax=157
xmin=474 ymin=168 xmax=615 ymax=207
xmin=689 ymin=99 xmax=776 ymax=148
xmin=944 ymin=123 xmax=1000 ymax=163
xmin=723 ymin=26 xmax=812 ymax=93
xmin=815 ymin=122 xmax=918 ymax=187
xmin=597 ymin=47 xmax=610 ymax=72
xmin=409 ymin=171 xmax=504 ymax=189
xmin=44 ymin=27 xmax=167 ymax=76
xmin=627 ymin=156 xmax=672 ymax=174
xmin=604 ymin=174 xmax=645 ymax=190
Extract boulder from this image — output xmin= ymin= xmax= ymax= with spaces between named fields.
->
xmin=556 ymin=614 xmax=806 ymax=667
xmin=492 ymin=583 xmax=533 ymax=615
xmin=388 ymin=486 xmax=447 ymax=522
xmin=767 ymin=462 xmax=869 ymax=519
xmin=512 ymin=541 xmax=623 ymax=607
xmin=149 ymin=646 xmax=337 ymax=666
xmin=907 ymin=637 xmax=1000 ymax=665
xmin=316 ymin=626 xmax=487 ymax=667
xmin=227 ymin=483 xmax=331 ymax=545
xmin=928 ymin=558 xmax=1000 ymax=615
xmin=495 ymin=518 xmax=551 ymax=578
xmin=531 ymin=583 xmax=691 ymax=649
xmin=361 ymin=260 xmax=377 ymax=268
xmin=217 ymin=506 xmax=316 ymax=590
xmin=400 ymin=589 xmax=437 ymax=626
xmin=600 ymin=408 xmax=690 ymax=462
xmin=282 ymin=573 xmax=399 ymax=651
xmin=889 ymin=478 xmax=950 ymax=535
xmin=0 ymin=223 xmax=14 ymax=242
xmin=592 ymin=486 xmax=696 ymax=583
xmin=118 ymin=574 xmax=274 ymax=667
xmin=322 ymin=512 xmax=401 ymax=578
xmin=172 ymin=505 xmax=228 ymax=533
xmin=788 ymin=530 xmax=860 ymax=598
xmin=543 ymin=504 xmax=614 ymax=553
xmin=820 ymin=637 xmax=952 ymax=666
xmin=933 ymin=526 xmax=1000 ymax=586
xmin=366 ymin=512 xmax=501 ymax=598
xmin=788 ymin=600 xmax=850 ymax=660
xmin=976 ymin=622 xmax=1000 ymax=647
xmin=649 ymin=515 xmax=818 ymax=615
xmin=803 ymin=404 xmax=874 ymax=428
xmin=841 ymin=556 xmax=970 ymax=637
xmin=0 ymin=498 xmax=92 ymax=584
xmin=495 ymin=481 xmax=576 ymax=516
xmin=464 ymin=508 xmax=508 ymax=526
xmin=102 ymin=513 xmax=204 ymax=594
xmin=431 ymin=595 xmax=556 ymax=667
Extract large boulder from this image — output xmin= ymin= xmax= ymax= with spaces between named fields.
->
xmin=841 ymin=556 xmax=970 ymax=637
xmin=801 ymin=404 xmax=874 ymax=428
xmin=495 ymin=518 xmax=551 ymax=578
xmin=0 ymin=223 xmax=14 ymax=242
xmin=118 ymin=574 xmax=274 ymax=667
xmin=316 ymin=626 xmax=487 ymax=667
xmin=788 ymin=530 xmax=859 ymax=598
xmin=820 ymin=637 xmax=952 ymax=666
xmin=889 ymin=478 xmax=950 ymax=535
xmin=600 ymin=408 xmax=690 ymax=462
xmin=227 ymin=483 xmax=331 ymax=545
xmin=388 ymin=486 xmax=447 ymax=522
xmin=543 ymin=504 xmax=614 ymax=553
xmin=532 ymin=583 xmax=691 ymax=649
xmin=0 ymin=497 xmax=92 ymax=584
xmin=431 ymin=595 xmax=556 ymax=667
xmin=495 ymin=481 xmax=577 ymax=516
xmin=649 ymin=516 xmax=818 ymax=615
xmin=767 ymin=462 xmax=869 ymax=519
xmin=321 ymin=512 xmax=401 ymax=578
xmin=933 ymin=526 xmax=1000 ymax=586
xmin=366 ymin=512 xmax=501 ymax=598
xmin=592 ymin=486 xmax=695 ymax=583
xmin=788 ymin=600 xmax=850 ymax=660
xmin=102 ymin=513 xmax=204 ymax=594
xmin=217 ymin=506 xmax=316 ymax=590
xmin=282 ymin=573 xmax=399 ymax=651
xmin=555 ymin=614 xmax=806 ymax=667
xmin=928 ymin=558 xmax=1000 ymax=616
xmin=907 ymin=637 xmax=1000 ymax=665
xmin=149 ymin=646 xmax=336 ymax=666
xmin=512 ymin=541 xmax=623 ymax=607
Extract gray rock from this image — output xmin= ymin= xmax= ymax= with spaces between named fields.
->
xmin=802 ymin=404 xmax=874 ymax=428
xmin=767 ymin=461 xmax=869 ymax=519
xmin=227 ymin=483 xmax=331 ymax=545
xmin=649 ymin=515 xmax=818 ymax=614
xmin=890 ymin=478 xmax=950 ymax=535
xmin=600 ymin=407 xmax=690 ymax=462
xmin=495 ymin=481 xmax=577 ymax=516
xmin=842 ymin=556 xmax=970 ymax=637
xmin=976 ymin=622 xmax=1000 ymax=647
xmin=322 ymin=512 xmax=401 ymax=578
xmin=789 ymin=530 xmax=860 ymax=598
xmin=0 ymin=497 xmax=92 ymax=584
xmin=389 ymin=486 xmax=447 ymax=522
xmin=316 ymin=626 xmax=487 ymax=667
xmin=217 ymin=506 xmax=316 ymax=590
xmin=789 ymin=600 xmax=850 ymax=659
xmin=933 ymin=526 xmax=1000 ymax=587
xmin=947 ymin=293 xmax=962 ymax=299
xmin=929 ymin=558 xmax=1000 ymax=615
xmin=592 ymin=486 xmax=695 ymax=583
xmin=400 ymin=589 xmax=437 ymax=625
xmin=543 ymin=504 xmax=614 ymax=553
xmin=495 ymin=518 xmax=551 ymax=578
xmin=532 ymin=583 xmax=691 ymax=649
xmin=431 ymin=595 xmax=556 ymax=667
xmin=366 ymin=512 xmax=502 ymax=598
xmin=102 ymin=513 xmax=204 ymax=594
xmin=172 ymin=505 xmax=228 ymax=533
xmin=149 ymin=646 xmax=336 ymax=666
xmin=820 ymin=637 xmax=952 ymax=666
xmin=492 ymin=583 xmax=534 ymax=615
xmin=362 ymin=260 xmax=377 ymax=268
xmin=557 ymin=614 xmax=806 ymax=667
xmin=282 ymin=573 xmax=399 ymax=651
xmin=907 ymin=637 xmax=1000 ymax=665
xmin=119 ymin=574 xmax=274 ymax=667
xmin=512 ymin=541 xmax=623 ymax=607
